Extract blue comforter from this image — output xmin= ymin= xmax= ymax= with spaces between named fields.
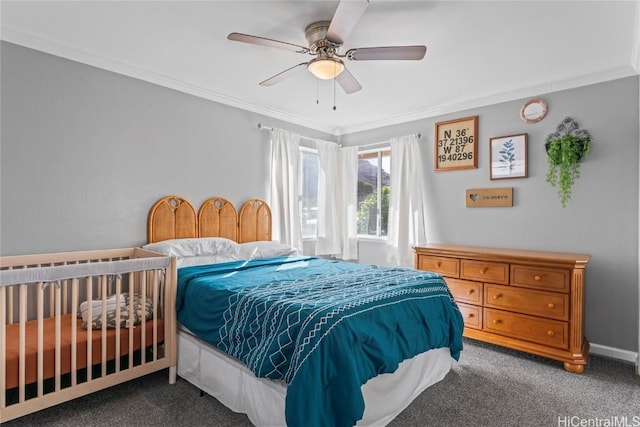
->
xmin=177 ymin=256 xmax=464 ymax=427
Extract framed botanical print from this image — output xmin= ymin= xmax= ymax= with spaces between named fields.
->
xmin=490 ymin=133 xmax=528 ymax=180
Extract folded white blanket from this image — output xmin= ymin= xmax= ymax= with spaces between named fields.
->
xmin=79 ymin=294 xmax=125 ymax=324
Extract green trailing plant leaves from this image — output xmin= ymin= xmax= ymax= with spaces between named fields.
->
xmin=545 ymin=135 xmax=590 ymax=208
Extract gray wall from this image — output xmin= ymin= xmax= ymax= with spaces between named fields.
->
xmin=1 ymin=42 xmax=638 ymax=353
xmin=341 ymin=76 xmax=640 ymax=354
xmin=0 ymin=42 xmax=333 ymax=254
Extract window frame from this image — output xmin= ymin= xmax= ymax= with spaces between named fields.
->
xmin=298 ymin=144 xmax=391 ymax=241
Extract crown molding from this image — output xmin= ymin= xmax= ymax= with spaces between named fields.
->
xmin=2 ymin=27 xmax=637 ymax=138
xmin=0 ymin=27 xmax=340 ymax=136
xmin=336 ymin=66 xmax=638 ymax=135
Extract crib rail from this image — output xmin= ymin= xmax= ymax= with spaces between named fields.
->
xmin=0 ymin=248 xmax=177 ymax=423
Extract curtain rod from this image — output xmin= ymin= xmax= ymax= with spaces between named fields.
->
xmin=257 ymin=123 xmax=273 ymax=132
xmin=356 ymin=132 xmax=422 ymax=150
xmin=257 ymin=122 xmax=322 ymax=143
xmin=258 ymin=123 xmax=421 ymax=148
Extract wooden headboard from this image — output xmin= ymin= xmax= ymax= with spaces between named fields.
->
xmin=147 ymin=196 xmax=271 ymax=244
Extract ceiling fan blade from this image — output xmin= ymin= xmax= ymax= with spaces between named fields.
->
xmin=335 ymin=67 xmax=362 ymax=94
xmin=228 ymin=33 xmax=309 ymax=54
xmin=259 ymin=63 xmax=309 ymax=86
xmin=326 ymin=0 xmax=369 ymax=45
xmin=347 ymin=45 xmax=427 ymax=61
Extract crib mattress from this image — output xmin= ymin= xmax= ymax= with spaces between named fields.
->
xmin=5 ymin=314 xmax=165 ymax=389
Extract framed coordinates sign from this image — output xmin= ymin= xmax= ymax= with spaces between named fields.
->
xmin=435 ymin=115 xmax=478 ymax=171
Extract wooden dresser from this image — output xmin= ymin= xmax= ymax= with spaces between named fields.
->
xmin=414 ymin=243 xmax=590 ymax=373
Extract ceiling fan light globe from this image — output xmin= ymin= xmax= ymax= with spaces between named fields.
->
xmin=307 ymin=58 xmax=345 ymax=79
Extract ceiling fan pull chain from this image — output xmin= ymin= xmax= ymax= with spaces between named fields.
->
xmin=316 ymin=79 xmax=320 ymax=104
xmin=333 ymin=62 xmax=337 ymax=111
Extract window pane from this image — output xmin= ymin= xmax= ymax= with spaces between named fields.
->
xmin=357 ymin=155 xmax=378 ymax=235
xmin=380 ymin=151 xmax=390 ymax=237
xmin=357 ymin=150 xmax=390 ymax=237
xmin=300 ymin=150 xmax=319 ymax=237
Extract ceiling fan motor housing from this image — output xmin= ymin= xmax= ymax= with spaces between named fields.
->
xmin=305 ymin=21 xmax=340 ymax=55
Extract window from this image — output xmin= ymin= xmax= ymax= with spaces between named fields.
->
xmin=357 ymin=149 xmax=390 ymax=237
xmin=300 ymin=148 xmax=319 ymax=238
xmin=299 ymin=146 xmax=390 ymax=240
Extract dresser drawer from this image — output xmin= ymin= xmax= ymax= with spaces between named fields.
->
xmin=457 ymin=303 xmax=481 ymax=329
xmin=485 ymin=284 xmax=568 ymax=321
xmin=484 ymin=308 xmax=568 ymax=349
xmin=446 ymin=278 xmax=483 ymax=305
xmin=460 ymin=260 xmax=509 ymax=285
xmin=511 ymin=265 xmax=570 ymax=292
xmin=417 ymin=255 xmax=459 ymax=277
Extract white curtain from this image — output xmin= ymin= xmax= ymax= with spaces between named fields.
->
xmin=270 ymin=128 xmax=303 ymax=253
xmin=315 ymin=141 xmax=358 ymax=260
xmin=338 ymin=146 xmax=359 ymax=260
xmin=386 ymin=134 xmax=428 ymax=266
xmin=315 ymin=140 xmax=341 ymax=255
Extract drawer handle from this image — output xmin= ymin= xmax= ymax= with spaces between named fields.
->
xmin=480 ymin=267 xmax=488 ymax=274
xmin=467 ymin=313 xmax=474 ymax=318
xmin=547 ymin=303 xmax=556 ymax=309
xmin=534 ymin=275 xmax=542 ymax=281
xmin=547 ymin=330 xmax=555 ymax=336
xmin=436 ymin=261 xmax=441 ymax=268
xmin=492 ymin=319 xmax=502 ymax=325
xmin=493 ymin=293 xmax=502 ymax=300
xmin=467 ymin=289 xmax=474 ymax=295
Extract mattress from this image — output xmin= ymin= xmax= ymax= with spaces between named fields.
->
xmin=5 ymin=314 xmax=165 ymax=389
xmin=175 ymin=255 xmax=463 ymax=426
xmin=176 ymin=326 xmax=453 ymax=426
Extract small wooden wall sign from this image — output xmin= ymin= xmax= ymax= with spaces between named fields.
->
xmin=466 ymin=187 xmax=513 ymax=207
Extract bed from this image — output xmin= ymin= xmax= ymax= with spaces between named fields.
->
xmin=145 ymin=195 xmax=464 ymax=427
xmin=0 ymin=247 xmax=177 ymax=423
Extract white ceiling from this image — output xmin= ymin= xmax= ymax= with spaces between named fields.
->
xmin=2 ymin=1 xmax=639 ymax=136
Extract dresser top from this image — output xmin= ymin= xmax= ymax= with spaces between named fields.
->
xmin=414 ymin=243 xmax=590 ymax=267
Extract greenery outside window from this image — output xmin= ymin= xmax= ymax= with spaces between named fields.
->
xmin=357 ymin=148 xmax=390 ymax=238
xmin=300 ymin=148 xmax=319 ymax=238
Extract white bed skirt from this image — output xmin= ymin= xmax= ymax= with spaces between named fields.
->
xmin=177 ymin=328 xmax=454 ymax=426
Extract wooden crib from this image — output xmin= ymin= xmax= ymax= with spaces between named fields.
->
xmin=0 ymin=248 xmax=177 ymax=423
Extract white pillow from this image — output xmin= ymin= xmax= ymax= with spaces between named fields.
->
xmin=176 ymin=255 xmax=241 ymax=268
xmin=143 ymin=237 xmax=240 ymax=258
xmin=238 ymin=241 xmax=299 ymax=260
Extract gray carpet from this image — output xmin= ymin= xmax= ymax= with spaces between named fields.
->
xmin=4 ymin=338 xmax=639 ymax=427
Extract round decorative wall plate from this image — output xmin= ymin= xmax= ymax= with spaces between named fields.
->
xmin=520 ymin=99 xmax=548 ymax=124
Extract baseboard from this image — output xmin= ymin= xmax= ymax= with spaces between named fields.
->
xmin=589 ymin=342 xmax=638 ymax=366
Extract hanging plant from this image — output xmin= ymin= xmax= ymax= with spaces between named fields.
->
xmin=545 ymin=117 xmax=591 ymax=208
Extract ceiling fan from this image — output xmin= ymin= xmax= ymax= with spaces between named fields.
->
xmin=227 ymin=0 xmax=426 ymax=94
